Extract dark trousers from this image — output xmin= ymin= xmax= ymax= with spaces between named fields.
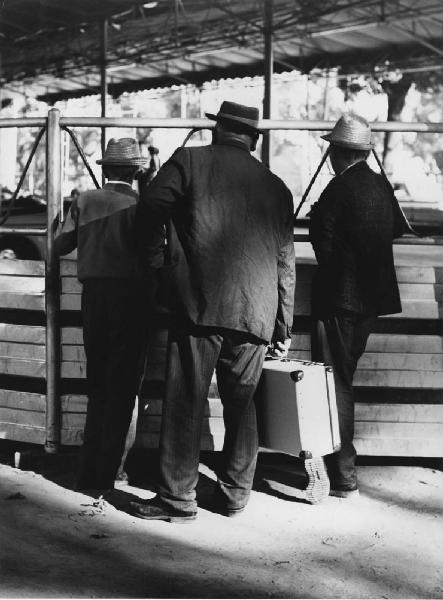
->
xmin=158 ymin=321 xmax=266 ymax=512
xmin=311 ymin=312 xmax=376 ymax=490
xmin=76 ymin=279 xmax=146 ymax=490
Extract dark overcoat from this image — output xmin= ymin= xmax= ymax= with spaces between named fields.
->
xmin=309 ymin=161 xmax=404 ymax=318
xmin=136 ymin=138 xmax=295 ymax=343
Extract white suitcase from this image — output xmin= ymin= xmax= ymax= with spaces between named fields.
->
xmin=255 ymin=357 xmax=341 ymax=503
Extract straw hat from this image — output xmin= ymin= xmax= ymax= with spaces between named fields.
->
xmin=321 ymin=113 xmax=374 ymax=150
xmin=96 ymin=137 xmax=147 ymax=165
xmin=205 ymin=100 xmax=263 ymax=133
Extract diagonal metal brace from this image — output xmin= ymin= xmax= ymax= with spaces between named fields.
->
xmin=62 ymin=126 xmax=100 ymax=190
xmin=0 ymin=126 xmax=47 ymax=226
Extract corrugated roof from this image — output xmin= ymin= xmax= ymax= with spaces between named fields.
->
xmin=1 ymin=0 xmax=443 ymax=102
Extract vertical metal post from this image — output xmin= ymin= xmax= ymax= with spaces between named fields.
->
xmin=45 ymin=108 xmax=61 ymax=454
xmin=261 ymin=0 xmax=273 ymax=167
xmin=100 ymin=18 xmax=108 ymax=184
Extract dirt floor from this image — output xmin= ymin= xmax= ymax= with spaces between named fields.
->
xmin=1 ymin=446 xmax=443 ymax=599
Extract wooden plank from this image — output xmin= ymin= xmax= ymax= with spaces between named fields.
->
xmin=355 ymin=421 xmax=443 ymax=439
xmin=0 ymin=342 xmax=46 ymax=360
xmin=61 ymin=395 xmax=88 ymax=413
xmin=60 ymin=428 xmax=84 ymax=446
xmin=394 ymin=266 xmax=436 ymax=283
xmin=0 ymin=276 xmax=45 ymax=294
xmin=355 ymin=403 xmax=443 ymax=423
xmin=0 ymin=422 xmax=45 ymax=445
xmin=0 ymin=324 xmax=46 ymax=344
xmin=382 ymin=300 xmax=440 ymax=319
xmin=62 ymin=345 xmax=85 ymax=362
xmin=0 ymin=292 xmax=45 ymax=311
xmin=354 ymin=436 xmax=443 ymax=457
xmin=0 ymin=357 xmax=46 ymax=378
xmin=290 ymin=333 xmax=443 ymax=354
xmin=398 ymin=283 xmax=443 ymax=301
xmin=61 ymin=327 xmax=83 ymax=345
xmin=354 ymin=369 xmax=443 ymax=388
xmin=61 ymin=278 xmax=82 ymax=294
xmin=60 ymin=260 xmax=77 ymax=276
xmin=60 ymin=295 xmax=81 ymax=311
xmin=364 ymin=334 xmax=443 ymax=354
xmin=0 ymin=390 xmax=45 ymax=412
xmin=0 ymin=260 xmax=45 ymax=276
xmin=357 ymin=352 xmax=443 ymax=371
xmin=61 ymin=361 xmax=86 ymax=378
xmin=0 ymin=407 xmax=45 ymax=427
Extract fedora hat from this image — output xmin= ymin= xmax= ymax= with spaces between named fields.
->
xmin=96 ymin=137 xmax=147 ymax=166
xmin=321 ymin=113 xmax=374 ymax=150
xmin=205 ymin=101 xmax=263 ymax=133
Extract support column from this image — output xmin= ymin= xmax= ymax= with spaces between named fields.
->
xmin=100 ymin=18 xmax=108 ymax=184
xmin=261 ymin=0 xmax=273 ymax=167
xmin=45 ymin=108 xmax=61 ymax=454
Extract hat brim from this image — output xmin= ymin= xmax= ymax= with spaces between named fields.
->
xmin=321 ymin=133 xmax=374 ymax=151
xmin=205 ymin=112 xmax=264 ymax=134
xmin=96 ymin=157 xmax=147 ymax=166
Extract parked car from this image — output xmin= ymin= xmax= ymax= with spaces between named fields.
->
xmin=0 ymin=191 xmax=72 ymax=260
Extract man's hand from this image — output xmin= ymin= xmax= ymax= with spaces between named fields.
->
xmin=267 ymin=338 xmax=292 ymax=359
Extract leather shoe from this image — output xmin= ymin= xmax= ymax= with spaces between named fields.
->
xmin=329 ymin=487 xmax=359 ymax=499
xmin=130 ymin=497 xmax=197 ymax=523
xmin=211 ymin=489 xmax=246 ymax=517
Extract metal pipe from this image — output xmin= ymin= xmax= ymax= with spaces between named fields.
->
xmin=261 ymin=0 xmax=273 ymax=167
xmin=57 ymin=116 xmax=443 ymax=133
xmin=294 ymin=147 xmax=330 ymax=219
xmin=44 ymin=108 xmax=61 ymax=455
xmin=0 ymin=118 xmax=46 ymax=128
xmin=0 ymin=227 xmax=46 ymax=235
xmin=100 ymin=18 xmax=108 ymax=185
xmin=0 ymin=126 xmax=46 ymax=226
xmin=63 ymin=126 xmax=100 ymax=189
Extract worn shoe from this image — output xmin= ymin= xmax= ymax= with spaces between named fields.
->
xmin=329 ymin=487 xmax=360 ymax=499
xmin=211 ymin=489 xmax=246 ymax=517
xmin=129 ymin=497 xmax=197 ymax=523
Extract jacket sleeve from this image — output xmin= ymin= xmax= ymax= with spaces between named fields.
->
xmin=273 ymin=190 xmax=296 ymax=342
xmin=309 ymin=178 xmax=344 ymax=266
xmin=54 ymin=199 xmax=78 ymax=256
xmin=135 ymin=148 xmax=190 ymax=269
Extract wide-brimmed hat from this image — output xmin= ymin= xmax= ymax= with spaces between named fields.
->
xmin=321 ymin=113 xmax=374 ymax=150
xmin=205 ymin=101 xmax=263 ymax=134
xmin=96 ymin=137 xmax=147 ymax=166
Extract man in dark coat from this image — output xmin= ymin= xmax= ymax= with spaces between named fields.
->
xmin=309 ymin=113 xmax=406 ymax=498
xmin=131 ymin=101 xmax=295 ymax=522
xmin=55 ymin=138 xmax=151 ymax=491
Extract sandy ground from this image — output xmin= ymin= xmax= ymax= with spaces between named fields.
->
xmin=1 ymin=450 xmax=443 ymax=599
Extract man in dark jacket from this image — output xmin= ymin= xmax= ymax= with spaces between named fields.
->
xmin=309 ymin=113 xmax=405 ymax=498
xmin=55 ymin=138 xmax=150 ymax=491
xmin=132 ymin=101 xmax=295 ymax=522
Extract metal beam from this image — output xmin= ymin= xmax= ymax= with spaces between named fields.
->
xmin=261 ymin=0 xmax=273 ymax=167
xmin=100 ymin=18 xmax=108 ymax=178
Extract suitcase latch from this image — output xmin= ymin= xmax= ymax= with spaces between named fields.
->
xmin=290 ymin=370 xmax=304 ymax=382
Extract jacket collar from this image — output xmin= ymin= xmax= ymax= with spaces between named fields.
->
xmin=216 ymin=137 xmax=251 ymax=153
xmin=337 ymin=160 xmax=367 ymax=177
xmin=103 ymin=181 xmax=138 ymax=197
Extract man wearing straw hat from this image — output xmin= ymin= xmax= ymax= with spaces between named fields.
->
xmin=131 ymin=100 xmax=295 ymax=522
xmin=55 ymin=137 xmax=152 ymax=492
xmin=309 ymin=113 xmax=405 ymax=499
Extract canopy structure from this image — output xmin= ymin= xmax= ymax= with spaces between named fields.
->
xmin=1 ymin=0 xmax=443 ymax=104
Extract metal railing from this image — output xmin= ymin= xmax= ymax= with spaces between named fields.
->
xmin=1 ymin=108 xmax=443 ymax=452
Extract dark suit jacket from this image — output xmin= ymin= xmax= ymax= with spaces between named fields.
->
xmin=55 ymin=182 xmax=144 ymax=282
xmin=136 ymin=138 xmax=295 ymax=344
xmin=309 ymin=161 xmax=403 ymax=318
